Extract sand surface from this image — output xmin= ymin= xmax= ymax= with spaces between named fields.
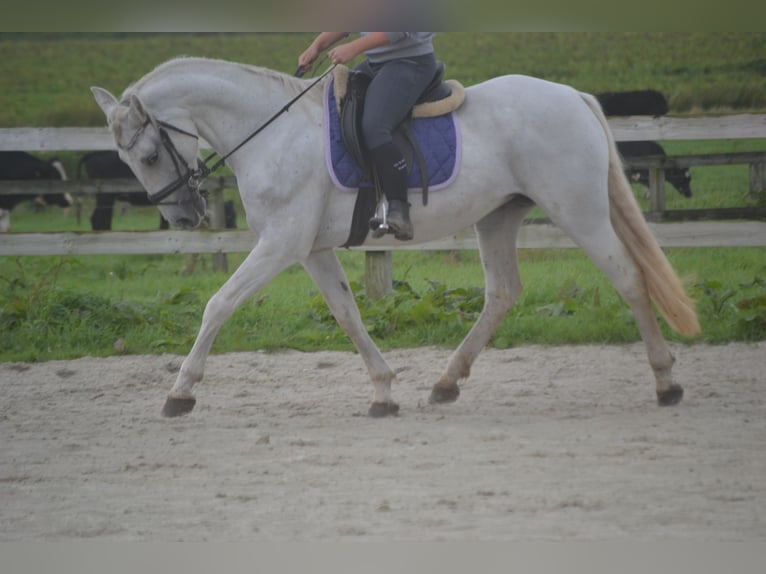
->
xmin=1 ymin=342 xmax=764 ymax=541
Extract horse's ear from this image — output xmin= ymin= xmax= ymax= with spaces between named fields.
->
xmin=128 ymin=94 xmax=149 ymax=123
xmin=91 ymin=87 xmax=119 ymax=117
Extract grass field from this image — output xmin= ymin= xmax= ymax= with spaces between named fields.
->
xmin=1 ymin=33 xmax=765 ymax=361
xmin=1 ymin=32 xmax=765 ymax=128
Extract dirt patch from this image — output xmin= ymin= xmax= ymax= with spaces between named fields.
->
xmin=1 ymin=342 xmax=764 ymax=541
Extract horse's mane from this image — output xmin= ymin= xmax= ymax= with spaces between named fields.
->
xmin=126 ymin=56 xmax=307 ymax=99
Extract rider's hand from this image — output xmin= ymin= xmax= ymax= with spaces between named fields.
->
xmin=298 ymin=46 xmax=319 ymax=74
xmin=327 ymin=43 xmax=359 ymax=66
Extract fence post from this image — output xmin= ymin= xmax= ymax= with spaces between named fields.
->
xmin=648 ymin=167 xmax=666 ymax=216
xmin=206 ymin=187 xmax=228 ymax=273
xmin=750 ymin=162 xmax=765 ymax=203
xmin=365 ymin=251 xmax=392 ymax=300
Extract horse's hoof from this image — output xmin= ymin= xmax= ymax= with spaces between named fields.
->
xmin=657 ymin=385 xmax=683 ymax=406
xmin=429 ymin=384 xmax=460 ymax=404
xmin=162 ymin=396 xmax=196 ymax=417
xmin=368 ymin=401 xmax=400 ymax=418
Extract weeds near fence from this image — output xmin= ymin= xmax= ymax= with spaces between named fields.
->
xmin=0 ymin=257 xmax=204 ymax=360
xmin=1 ymin=249 xmax=764 ymax=362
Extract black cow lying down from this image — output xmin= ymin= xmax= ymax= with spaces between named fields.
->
xmin=0 ymin=151 xmax=72 ymax=232
xmin=78 ymin=150 xmax=237 ymax=230
xmin=595 ymin=89 xmax=669 ymax=117
xmin=617 ymin=141 xmax=692 ymax=198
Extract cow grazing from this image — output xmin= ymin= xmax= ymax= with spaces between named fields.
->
xmin=595 ymin=89 xmax=669 ymax=117
xmin=617 ymin=141 xmax=692 ymax=198
xmin=0 ymin=151 xmax=72 ymax=231
xmin=79 ymin=150 xmax=237 ymax=230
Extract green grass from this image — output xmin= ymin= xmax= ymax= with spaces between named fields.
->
xmin=2 ymin=246 xmax=765 ymax=362
xmin=1 ymin=32 xmax=765 ymax=130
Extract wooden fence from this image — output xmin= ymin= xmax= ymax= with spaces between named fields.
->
xmin=2 ymin=116 xmax=766 ymax=294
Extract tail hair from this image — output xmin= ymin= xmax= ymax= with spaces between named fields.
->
xmin=580 ymin=93 xmax=701 ymax=337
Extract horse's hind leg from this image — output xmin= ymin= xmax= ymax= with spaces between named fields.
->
xmin=565 ymin=222 xmax=681 ymax=405
xmin=430 ymin=201 xmax=531 ymax=404
xmin=303 ymin=249 xmax=399 ymax=417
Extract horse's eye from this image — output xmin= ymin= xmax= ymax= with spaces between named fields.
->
xmin=143 ymin=151 xmax=159 ymax=165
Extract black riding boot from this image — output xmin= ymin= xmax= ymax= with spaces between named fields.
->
xmin=370 ymin=142 xmax=413 ymax=241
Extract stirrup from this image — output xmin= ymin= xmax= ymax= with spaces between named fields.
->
xmin=369 ymin=200 xmax=389 ymax=239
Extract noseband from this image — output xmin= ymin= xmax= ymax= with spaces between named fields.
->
xmin=150 ymin=120 xmax=208 ymax=205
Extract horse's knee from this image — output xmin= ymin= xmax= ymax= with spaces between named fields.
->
xmin=201 ymin=293 xmax=236 ymax=328
xmin=485 ymin=276 xmax=521 ymax=313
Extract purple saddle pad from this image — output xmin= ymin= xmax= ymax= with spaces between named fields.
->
xmin=323 ymin=77 xmax=461 ymax=193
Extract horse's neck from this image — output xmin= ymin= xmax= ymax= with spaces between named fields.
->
xmin=138 ymin=59 xmax=318 ymax=156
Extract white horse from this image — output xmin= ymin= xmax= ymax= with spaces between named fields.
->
xmin=91 ymin=56 xmax=700 ymax=418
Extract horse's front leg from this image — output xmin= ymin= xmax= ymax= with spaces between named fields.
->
xmin=162 ymin=244 xmax=296 ymax=417
xmin=303 ymin=249 xmax=399 ymax=417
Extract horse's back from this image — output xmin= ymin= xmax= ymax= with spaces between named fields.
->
xmin=464 ymin=74 xmax=585 ymax=110
xmin=458 ymin=74 xmax=608 ymax=173
xmin=459 ymin=74 xmax=604 ymax=147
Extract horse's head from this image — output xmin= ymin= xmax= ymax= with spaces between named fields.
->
xmin=91 ymin=87 xmax=207 ymax=229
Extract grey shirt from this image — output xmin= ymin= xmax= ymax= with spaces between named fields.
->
xmin=360 ymin=32 xmax=435 ymax=64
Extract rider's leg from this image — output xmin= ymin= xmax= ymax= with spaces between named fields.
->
xmin=358 ymin=54 xmax=437 ymax=241
xmin=369 ymin=141 xmax=413 ymax=240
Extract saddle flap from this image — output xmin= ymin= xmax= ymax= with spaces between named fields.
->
xmin=339 ymin=71 xmax=372 ymax=175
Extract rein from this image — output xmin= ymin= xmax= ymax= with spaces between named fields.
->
xmin=146 ymin=64 xmax=336 ymax=205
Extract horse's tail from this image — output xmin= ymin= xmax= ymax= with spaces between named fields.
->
xmin=580 ymin=92 xmax=700 ymax=337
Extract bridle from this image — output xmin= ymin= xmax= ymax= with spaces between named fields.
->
xmin=152 ymin=120 xmax=207 ymax=205
xmin=126 ymin=64 xmax=336 ymax=206
xmin=117 ymin=115 xmax=206 ymax=205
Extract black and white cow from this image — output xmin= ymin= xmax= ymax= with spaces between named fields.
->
xmin=0 ymin=151 xmax=72 ymax=232
xmin=616 ymin=141 xmax=692 ymax=198
xmin=79 ymin=150 xmax=236 ymax=230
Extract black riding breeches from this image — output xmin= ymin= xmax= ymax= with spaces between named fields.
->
xmin=354 ymin=53 xmax=437 ymax=150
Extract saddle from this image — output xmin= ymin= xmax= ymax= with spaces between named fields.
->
xmin=333 ymin=63 xmax=465 ymax=247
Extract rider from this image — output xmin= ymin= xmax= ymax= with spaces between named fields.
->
xmin=299 ymin=32 xmax=438 ymax=241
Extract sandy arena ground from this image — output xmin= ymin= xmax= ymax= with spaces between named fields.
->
xmin=1 ymin=342 xmax=764 ymax=541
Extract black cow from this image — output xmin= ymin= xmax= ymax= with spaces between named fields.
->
xmin=595 ymin=89 xmax=669 ymax=117
xmin=0 ymin=151 xmax=72 ymax=231
xmin=79 ymin=150 xmax=237 ymax=230
xmin=617 ymin=141 xmax=692 ymax=198
xmin=78 ymin=150 xmax=170 ymax=231
xmin=595 ymin=90 xmax=692 ymax=198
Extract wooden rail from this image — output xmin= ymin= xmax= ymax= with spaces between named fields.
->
xmin=1 ymin=114 xmax=761 ymax=152
xmin=0 ymin=176 xmax=236 ymax=197
xmin=2 ymin=221 xmax=765 ymax=258
xmin=622 ymin=151 xmax=766 ymax=213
